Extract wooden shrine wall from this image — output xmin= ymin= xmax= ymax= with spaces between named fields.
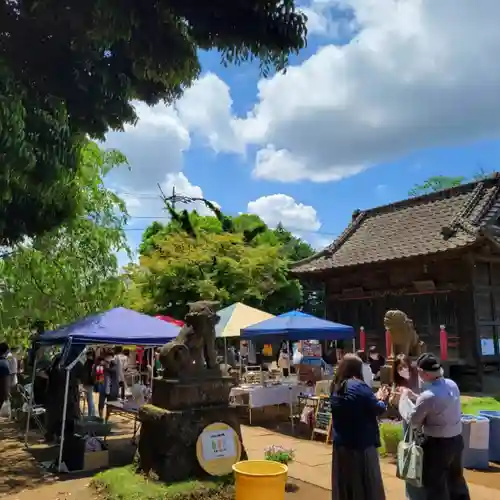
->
xmin=323 ymin=252 xmax=476 ymax=362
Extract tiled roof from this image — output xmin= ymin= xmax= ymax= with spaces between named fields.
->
xmin=293 ymin=176 xmax=500 ymax=274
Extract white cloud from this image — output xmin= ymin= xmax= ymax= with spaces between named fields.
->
xmin=105 ymin=102 xmax=190 ymax=190
xmin=176 ymin=73 xmax=244 ymax=154
xmin=300 ymin=1 xmax=359 ymax=38
xmin=301 ymin=7 xmax=330 ymax=35
xmin=254 ymin=145 xmax=365 ymax=182
xmin=189 ymin=0 xmax=500 ymax=183
xmin=104 ymin=73 xmax=238 ymax=193
xmin=247 ymin=194 xmax=321 ymax=232
xmin=160 ymin=172 xmax=217 ymax=216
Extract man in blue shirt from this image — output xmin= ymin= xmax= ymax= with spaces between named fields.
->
xmin=0 ymin=343 xmax=11 ymax=407
xmin=408 ymin=353 xmax=470 ymax=500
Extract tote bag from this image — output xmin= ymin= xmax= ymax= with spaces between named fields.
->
xmin=396 ymin=392 xmax=423 ymax=487
xmin=396 ymin=424 xmax=424 ymax=487
xmin=0 ymin=400 xmax=11 ymax=419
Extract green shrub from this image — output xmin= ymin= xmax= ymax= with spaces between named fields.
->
xmin=379 ymin=422 xmax=403 ymax=457
xmin=264 ymin=445 xmax=295 ymax=464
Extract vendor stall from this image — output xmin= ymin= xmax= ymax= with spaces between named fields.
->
xmin=234 ymin=310 xmax=354 ymax=429
xmin=229 ymin=380 xmax=308 ymax=426
xmin=29 ymin=307 xmax=181 ymax=472
xmin=215 ymin=302 xmax=274 ymax=366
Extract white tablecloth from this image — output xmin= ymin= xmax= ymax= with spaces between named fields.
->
xmin=230 ymin=384 xmax=307 ymax=408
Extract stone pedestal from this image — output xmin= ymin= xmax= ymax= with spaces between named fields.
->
xmin=151 ymin=375 xmax=234 ymax=410
xmin=380 ymin=358 xmax=394 ymax=385
xmin=137 ymin=376 xmax=245 ymax=482
xmin=137 ymin=404 xmax=247 ymax=482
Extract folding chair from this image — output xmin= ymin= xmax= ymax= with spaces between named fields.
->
xmin=17 ymin=383 xmax=46 ymax=435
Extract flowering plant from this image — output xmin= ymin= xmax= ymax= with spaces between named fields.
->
xmin=264 ymin=445 xmax=295 ymax=464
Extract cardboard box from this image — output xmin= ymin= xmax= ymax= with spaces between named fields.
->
xmin=83 ymin=449 xmax=109 ymax=471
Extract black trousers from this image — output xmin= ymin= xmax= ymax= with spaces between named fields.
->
xmin=422 ymin=435 xmax=470 ymax=500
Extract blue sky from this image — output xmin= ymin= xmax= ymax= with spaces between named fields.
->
xmin=104 ymin=1 xmax=500 ymax=261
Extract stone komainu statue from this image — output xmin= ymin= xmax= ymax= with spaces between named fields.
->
xmin=159 ymin=301 xmax=220 ymax=378
xmin=383 ymin=310 xmax=425 ymax=357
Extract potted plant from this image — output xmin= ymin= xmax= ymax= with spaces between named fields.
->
xmin=264 ymin=445 xmax=298 ymax=492
xmin=264 ymin=445 xmax=295 ymax=465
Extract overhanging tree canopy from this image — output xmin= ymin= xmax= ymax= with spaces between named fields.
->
xmin=1 ymin=0 xmax=307 ymax=245
xmin=0 ymin=141 xmax=130 ymax=347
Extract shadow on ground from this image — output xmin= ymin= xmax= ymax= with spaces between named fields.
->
xmin=0 ymin=416 xmax=136 ymax=498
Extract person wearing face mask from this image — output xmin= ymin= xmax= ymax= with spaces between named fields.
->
xmin=368 ymin=346 xmax=385 ymax=380
xmin=389 ymin=354 xmax=423 ymax=500
xmin=356 ymin=350 xmax=374 ymax=388
xmin=389 ymin=354 xmax=419 ymax=407
xmin=404 ymin=353 xmax=470 ymax=500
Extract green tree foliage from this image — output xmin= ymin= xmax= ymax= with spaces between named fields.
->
xmin=408 ymin=175 xmax=466 ymax=197
xmin=1 ymin=1 xmax=307 ymax=245
xmin=130 ymin=212 xmax=315 ymax=318
xmin=408 ymin=170 xmax=493 ymax=197
xmin=0 ymin=142 xmax=130 ymax=347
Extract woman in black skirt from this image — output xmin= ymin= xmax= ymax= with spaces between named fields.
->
xmin=330 ymin=354 xmax=389 ymax=500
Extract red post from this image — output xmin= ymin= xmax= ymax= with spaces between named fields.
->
xmin=440 ymin=325 xmax=448 ymax=361
xmin=385 ymin=329 xmax=392 ymax=358
xmin=137 ymin=346 xmax=144 ymax=365
xmin=360 ymin=326 xmax=366 ymax=351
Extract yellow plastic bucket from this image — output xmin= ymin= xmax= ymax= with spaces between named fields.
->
xmin=232 ymin=460 xmax=288 ymax=500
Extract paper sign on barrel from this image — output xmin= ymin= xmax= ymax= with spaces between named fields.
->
xmin=196 ymin=422 xmax=242 ymax=476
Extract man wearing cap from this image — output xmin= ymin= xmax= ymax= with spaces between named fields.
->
xmin=405 ymin=353 xmax=470 ymax=499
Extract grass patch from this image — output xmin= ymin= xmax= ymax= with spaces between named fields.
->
xmin=378 ymin=396 xmax=500 ymax=457
xmin=461 ymin=396 xmax=500 ymax=416
xmin=91 ymin=466 xmax=234 ymax=500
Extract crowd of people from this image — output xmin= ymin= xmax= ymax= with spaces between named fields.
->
xmin=0 ymin=342 xmax=161 ymax=440
xmin=330 ymin=351 xmax=470 ymax=500
xmin=0 ymin=339 xmax=472 ymax=499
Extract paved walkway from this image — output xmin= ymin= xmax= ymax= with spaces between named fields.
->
xmin=2 ymin=416 xmax=499 ymax=500
xmin=241 ymin=425 xmax=500 ymax=498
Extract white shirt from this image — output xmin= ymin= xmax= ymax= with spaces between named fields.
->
xmin=114 ymin=355 xmax=125 ymax=384
xmin=362 ymin=362 xmax=373 ymax=388
xmin=278 ymin=351 xmax=290 ymax=370
xmin=292 ymin=350 xmax=303 ymax=365
xmin=6 ymin=353 xmax=18 ymax=387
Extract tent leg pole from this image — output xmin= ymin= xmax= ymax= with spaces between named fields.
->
xmin=150 ymin=348 xmax=154 ymax=397
xmin=224 ymin=338 xmax=227 ymax=366
xmin=24 ymin=357 xmax=38 ymax=448
xmin=58 ymin=368 xmax=71 ymax=473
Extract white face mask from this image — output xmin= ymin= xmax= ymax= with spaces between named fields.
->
xmin=370 ymin=354 xmax=378 ymax=360
xmin=398 ymin=368 xmax=410 ymax=380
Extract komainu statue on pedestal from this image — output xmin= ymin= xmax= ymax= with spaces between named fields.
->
xmin=383 ymin=310 xmax=425 ymax=358
xmin=159 ymin=300 xmax=220 ymax=378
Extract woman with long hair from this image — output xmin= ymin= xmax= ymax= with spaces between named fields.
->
xmin=389 ymin=354 xmax=424 ymax=500
xmin=389 ymin=354 xmax=419 ymax=409
xmin=330 ymin=354 xmax=389 ymax=500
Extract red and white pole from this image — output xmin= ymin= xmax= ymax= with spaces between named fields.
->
xmin=440 ymin=325 xmax=448 ymax=361
xmin=385 ymin=329 xmax=392 ymax=358
xmin=360 ymin=326 xmax=366 ymax=351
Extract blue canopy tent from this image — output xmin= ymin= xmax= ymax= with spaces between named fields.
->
xmin=38 ymin=307 xmax=181 ymax=346
xmin=240 ymin=310 xmax=354 ymax=341
xmin=29 ymin=308 xmax=181 ymax=467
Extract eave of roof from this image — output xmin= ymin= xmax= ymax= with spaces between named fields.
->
xmin=292 ymin=175 xmax=500 ymax=275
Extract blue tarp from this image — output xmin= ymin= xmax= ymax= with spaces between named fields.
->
xmin=38 ymin=307 xmax=181 ymax=346
xmin=240 ymin=310 xmax=354 ymax=341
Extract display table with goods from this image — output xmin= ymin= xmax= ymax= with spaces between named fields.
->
xmin=229 ymin=375 xmax=308 ymax=427
xmin=293 ymin=340 xmax=324 ymax=384
xmin=104 ymin=384 xmax=150 ymax=444
xmin=104 ymin=401 xmax=141 ymax=443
